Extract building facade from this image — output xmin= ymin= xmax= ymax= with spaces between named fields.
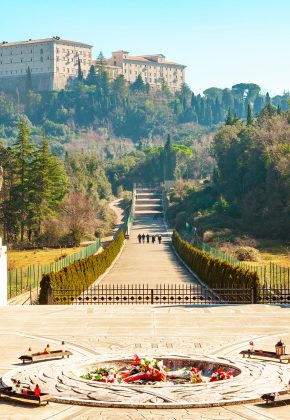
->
xmin=0 ymin=37 xmax=92 ymax=92
xmin=0 ymin=38 xmax=185 ymax=92
xmin=106 ymin=51 xmax=186 ymax=91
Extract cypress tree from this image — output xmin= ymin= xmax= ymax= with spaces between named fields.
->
xmin=31 ymin=135 xmax=68 ymax=237
xmin=77 ymin=57 xmax=83 ymax=81
xmin=225 ymin=109 xmax=234 ymax=125
xmin=86 ymin=65 xmax=97 ymax=85
xmin=131 ymin=74 xmax=146 ymax=92
xmin=11 ymin=119 xmax=34 ymax=241
xmin=265 ymin=92 xmax=271 ymax=105
xmin=277 ymin=104 xmax=282 ymax=115
xmin=25 ymin=66 xmax=33 ymax=92
xmin=163 ymin=134 xmax=176 ymax=181
xmin=246 ymin=104 xmax=254 ymax=125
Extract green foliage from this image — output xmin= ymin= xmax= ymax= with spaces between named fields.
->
xmin=163 ymin=134 xmax=176 ymax=180
xmin=1 ymin=120 xmax=68 ymax=243
xmin=39 ymin=230 xmax=125 ymax=304
xmin=212 ymin=110 xmax=290 ymax=237
xmin=172 ymin=230 xmax=260 ymax=299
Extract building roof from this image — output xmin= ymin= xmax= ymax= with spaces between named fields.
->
xmin=112 ymin=50 xmax=129 ymax=54
xmin=125 ymin=55 xmax=186 ymax=67
xmin=0 ymin=38 xmax=92 ymax=48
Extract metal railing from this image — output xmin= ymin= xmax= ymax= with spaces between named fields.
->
xmin=7 ymin=240 xmax=101 ymax=300
xmin=198 ymin=240 xmax=290 ymax=288
xmin=51 ymin=284 xmax=256 ymax=305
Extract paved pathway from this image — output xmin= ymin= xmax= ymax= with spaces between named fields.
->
xmin=101 ymin=216 xmax=195 ymax=286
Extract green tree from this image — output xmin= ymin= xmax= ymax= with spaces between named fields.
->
xmin=31 ymin=135 xmax=68 ymax=236
xmin=246 ymin=104 xmax=254 ymax=125
xmin=163 ymin=134 xmax=176 ymax=181
xmin=25 ymin=66 xmax=33 ymax=92
xmin=131 ymin=74 xmax=146 ymax=92
xmin=10 ymin=119 xmax=34 ymax=241
xmin=77 ymin=57 xmax=83 ymax=81
xmin=86 ymin=65 xmax=98 ymax=85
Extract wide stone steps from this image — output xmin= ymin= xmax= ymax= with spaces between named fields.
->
xmin=134 ymin=188 xmax=163 ymax=218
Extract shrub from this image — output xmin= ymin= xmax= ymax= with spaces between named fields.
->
xmin=172 ymin=230 xmax=260 ymax=300
xmin=234 ymin=246 xmax=261 ymax=262
xmin=39 ymin=230 xmax=125 ymax=304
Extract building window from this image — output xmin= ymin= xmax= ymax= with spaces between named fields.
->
xmin=56 ymin=67 xmax=59 ymax=71
xmin=21 ymin=59 xmax=23 ymax=63
xmin=40 ymin=56 xmax=43 ymax=63
xmin=40 ymin=48 xmax=43 ymax=54
xmin=10 ymin=59 xmax=12 ymax=63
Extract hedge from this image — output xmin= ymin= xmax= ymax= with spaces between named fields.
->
xmin=39 ymin=230 xmax=125 ymax=304
xmin=172 ymin=230 xmax=261 ymax=300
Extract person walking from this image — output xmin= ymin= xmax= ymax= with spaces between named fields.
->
xmin=142 ymin=233 xmax=145 ymax=243
xmin=138 ymin=233 xmax=142 ymax=243
xmin=152 ymin=235 xmax=155 ymax=244
xmin=146 ymin=233 xmax=150 ymax=243
xmin=158 ymin=235 xmax=162 ymax=244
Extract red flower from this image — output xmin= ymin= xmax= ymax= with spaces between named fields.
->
xmin=133 ymin=354 xmax=141 ymax=366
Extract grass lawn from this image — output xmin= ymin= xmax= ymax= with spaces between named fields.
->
xmin=255 ymin=240 xmax=290 ymax=268
xmin=8 ymin=247 xmax=83 ymax=270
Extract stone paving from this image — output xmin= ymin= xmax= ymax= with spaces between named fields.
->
xmin=0 ymin=305 xmax=289 ymax=418
xmin=102 ymin=217 xmax=194 ymax=286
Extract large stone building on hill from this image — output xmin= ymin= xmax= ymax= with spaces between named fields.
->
xmin=0 ymin=37 xmax=92 ymax=92
xmin=0 ymin=38 xmax=185 ymax=92
xmin=105 ymin=50 xmax=186 ymax=91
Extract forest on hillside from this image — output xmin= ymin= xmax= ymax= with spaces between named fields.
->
xmin=0 ymin=69 xmax=289 ymax=156
xmin=167 ymin=105 xmax=290 ymax=240
xmin=0 ymin=70 xmax=289 ymax=248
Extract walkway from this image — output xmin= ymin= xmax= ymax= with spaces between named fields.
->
xmin=102 ymin=216 xmax=195 ymax=285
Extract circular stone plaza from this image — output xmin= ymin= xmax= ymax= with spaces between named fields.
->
xmin=1 ymin=194 xmax=290 ymax=419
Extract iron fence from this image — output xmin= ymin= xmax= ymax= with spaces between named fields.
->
xmin=51 ymin=284 xmax=256 ymax=305
xmin=7 ymin=240 xmax=101 ymax=300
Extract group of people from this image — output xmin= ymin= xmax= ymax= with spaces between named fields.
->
xmin=137 ymin=233 xmax=162 ymax=244
xmin=11 ymin=379 xmax=41 ymax=396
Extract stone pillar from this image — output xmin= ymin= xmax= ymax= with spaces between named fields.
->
xmin=0 ymin=237 xmax=7 ymax=306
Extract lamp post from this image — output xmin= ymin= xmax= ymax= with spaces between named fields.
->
xmin=275 ymin=340 xmax=286 ymax=356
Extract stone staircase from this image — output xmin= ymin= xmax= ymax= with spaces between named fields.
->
xmin=134 ymin=188 xmax=163 ymax=219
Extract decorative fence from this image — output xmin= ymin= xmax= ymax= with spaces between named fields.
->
xmin=7 ymin=240 xmax=101 ymax=299
xmin=199 ymin=241 xmax=290 ymax=288
xmin=51 ymin=284 xmax=255 ymax=305
xmin=50 ymin=283 xmax=290 ymax=305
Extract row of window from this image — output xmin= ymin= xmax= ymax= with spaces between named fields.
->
xmin=0 ymin=56 xmax=50 ymax=64
xmin=0 ymin=68 xmax=87 ymax=76
xmin=56 ymin=48 xmax=90 ymax=57
xmin=0 ymin=48 xmax=46 ymax=56
xmin=0 ymin=68 xmax=49 ymax=75
xmin=123 ymin=62 xmax=181 ymax=72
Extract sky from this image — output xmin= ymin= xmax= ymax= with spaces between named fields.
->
xmin=1 ymin=0 xmax=289 ymax=95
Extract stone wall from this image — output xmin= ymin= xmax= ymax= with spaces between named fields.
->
xmin=0 ymin=73 xmax=54 ymax=93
